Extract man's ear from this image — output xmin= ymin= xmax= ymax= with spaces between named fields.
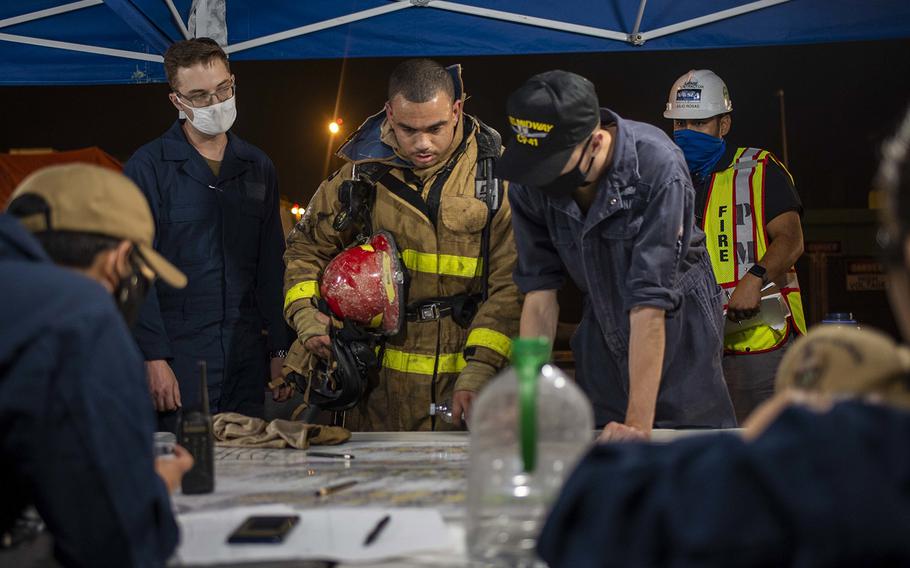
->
xmin=109 ymin=240 xmax=134 ymax=280
xmin=452 ymin=98 xmax=462 ymax=118
xmin=168 ymin=92 xmax=183 ymax=113
xmin=719 ymin=114 xmax=732 ymax=137
xmin=384 ymin=100 xmax=393 ymax=122
xmin=590 ymin=130 xmax=604 ymax=153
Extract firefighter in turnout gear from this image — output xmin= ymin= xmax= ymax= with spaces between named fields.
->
xmin=283 ymin=59 xmax=521 ymax=431
xmin=664 ymin=69 xmax=807 ymax=423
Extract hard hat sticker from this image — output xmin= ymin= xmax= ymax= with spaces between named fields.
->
xmin=676 ymin=88 xmax=702 ymax=102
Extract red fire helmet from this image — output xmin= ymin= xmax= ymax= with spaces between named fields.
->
xmin=319 ymin=231 xmax=405 ymax=335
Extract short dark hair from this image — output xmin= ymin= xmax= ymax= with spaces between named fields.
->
xmin=387 ymin=59 xmax=455 ymax=104
xmin=164 ymin=38 xmax=230 ymax=90
xmin=7 ymin=194 xmax=120 ymax=269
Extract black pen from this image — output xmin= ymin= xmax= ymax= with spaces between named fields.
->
xmin=313 ymin=480 xmax=358 ymax=497
xmin=307 ymin=451 xmax=355 ymax=459
xmin=363 ymin=514 xmax=391 ymax=546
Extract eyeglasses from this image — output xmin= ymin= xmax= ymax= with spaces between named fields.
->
xmin=174 ymin=79 xmax=236 ymax=108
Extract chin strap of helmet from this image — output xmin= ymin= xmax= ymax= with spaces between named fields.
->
xmin=284 ymin=302 xmax=384 ymax=414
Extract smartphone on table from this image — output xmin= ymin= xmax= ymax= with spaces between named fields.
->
xmin=226 ymin=515 xmax=300 ymax=544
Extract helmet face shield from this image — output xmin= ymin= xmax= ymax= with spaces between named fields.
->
xmin=319 ymin=231 xmax=405 ymax=336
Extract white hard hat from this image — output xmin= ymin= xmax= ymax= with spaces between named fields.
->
xmin=664 ymin=69 xmax=733 ymax=120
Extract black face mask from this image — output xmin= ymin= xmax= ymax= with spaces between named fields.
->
xmin=538 ymin=136 xmax=595 ymax=198
xmin=115 ymin=253 xmax=151 ymax=328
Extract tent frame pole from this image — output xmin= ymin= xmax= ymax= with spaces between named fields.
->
xmin=641 ymin=0 xmax=790 ymax=42
xmin=424 ymin=1 xmax=628 ymax=42
xmin=0 ymin=0 xmax=102 ymax=30
xmin=224 ymin=2 xmax=412 ymax=54
xmin=0 ymin=32 xmax=162 ymax=62
xmin=629 ymin=0 xmax=648 ymax=45
xmin=164 ymin=0 xmax=191 ymax=40
xmin=0 ymin=0 xmax=161 ymax=62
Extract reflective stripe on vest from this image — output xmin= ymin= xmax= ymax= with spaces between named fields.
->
xmin=703 ymin=147 xmax=807 ymax=353
xmin=465 ymin=327 xmax=512 ymax=359
xmin=400 ymin=249 xmax=482 ymax=278
xmin=284 ymin=280 xmax=320 ymax=312
xmin=382 ymin=347 xmax=467 ymax=375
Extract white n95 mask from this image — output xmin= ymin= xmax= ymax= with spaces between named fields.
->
xmin=187 ymin=96 xmax=236 ymax=136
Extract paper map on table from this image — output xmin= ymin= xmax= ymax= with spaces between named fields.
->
xmin=174 ymin=441 xmax=469 ymax=519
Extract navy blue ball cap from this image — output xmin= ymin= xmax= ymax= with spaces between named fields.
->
xmin=497 ymin=70 xmax=600 ymax=186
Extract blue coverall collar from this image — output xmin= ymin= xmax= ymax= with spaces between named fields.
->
xmin=160 ymin=120 xmax=255 ymax=184
xmin=546 ymin=108 xmax=642 ymax=227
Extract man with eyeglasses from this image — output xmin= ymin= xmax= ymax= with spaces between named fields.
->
xmin=124 ymin=38 xmax=292 ymax=432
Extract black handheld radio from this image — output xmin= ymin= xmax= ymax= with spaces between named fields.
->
xmin=178 ymin=360 xmax=215 ymax=494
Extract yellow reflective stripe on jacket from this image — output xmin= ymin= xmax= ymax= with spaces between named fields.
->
xmin=465 ymin=327 xmax=512 ymax=359
xmin=381 ymin=348 xmax=467 ymax=375
xmin=400 ymin=249 xmax=482 ymax=278
xmin=284 ymin=280 xmax=320 ymax=311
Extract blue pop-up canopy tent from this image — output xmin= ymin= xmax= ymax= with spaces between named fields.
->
xmin=1 ymin=0 xmax=909 ymax=85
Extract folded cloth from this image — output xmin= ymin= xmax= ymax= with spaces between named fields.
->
xmin=212 ymin=412 xmax=351 ymax=449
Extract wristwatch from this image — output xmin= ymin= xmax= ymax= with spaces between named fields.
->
xmin=747 ymin=263 xmax=770 ymax=286
xmin=269 ymin=349 xmax=288 ymax=359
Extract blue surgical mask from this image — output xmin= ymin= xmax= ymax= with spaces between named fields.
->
xmin=673 ymin=129 xmax=726 ymax=181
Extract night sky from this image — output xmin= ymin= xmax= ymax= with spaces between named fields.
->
xmin=1 ymin=37 xmax=910 ymax=331
xmin=1 ymin=38 xmax=908 ymax=210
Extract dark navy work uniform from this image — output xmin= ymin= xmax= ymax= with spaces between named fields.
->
xmin=539 ymin=401 xmax=910 ymax=567
xmin=509 ymin=109 xmax=735 ymax=428
xmin=124 ymin=121 xmax=291 ymax=425
xmin=0 ymin=215 xmax=177 ymax=567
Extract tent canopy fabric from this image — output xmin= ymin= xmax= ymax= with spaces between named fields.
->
xmin=1 ymin=0 xmax=909 ymax=85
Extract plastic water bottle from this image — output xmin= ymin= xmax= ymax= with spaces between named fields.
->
xmin=465 ymin=337 xmax=594 ymax=567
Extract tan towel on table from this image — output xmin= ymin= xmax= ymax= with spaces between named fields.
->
xmin=212 ymin=412 xmax=351 ymax=449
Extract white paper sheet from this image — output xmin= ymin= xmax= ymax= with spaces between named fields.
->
xmin=174 ymin=505 xmax=451 ymax=565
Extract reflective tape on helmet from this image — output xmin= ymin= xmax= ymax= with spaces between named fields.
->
xmin=381 ymin=348 xmax=467 ymax=375
xmin=284 ymin=280 xmax=320 ymax=311
xmin=400 ymin=249 xmax=482 ymax=278
xmin=466 ymin=328 xmax=512 ymax=359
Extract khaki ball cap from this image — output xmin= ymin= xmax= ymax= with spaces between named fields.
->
xmin=776 ymin=325 xmax=910 ymax=410
xmin=10 ymin=163 xmax=186 ymax=289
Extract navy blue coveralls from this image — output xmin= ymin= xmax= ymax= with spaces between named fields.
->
xmin=125 ymin=121 xmax=291 ymax=424
xmin=509 ymin=109 xmax=735 ymax=428
xmin=539 ymin=401 xmax=910 ymax=567
xmin=0 ymin=215 xmax=177 ymax=567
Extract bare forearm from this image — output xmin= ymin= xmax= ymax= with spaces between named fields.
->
xmin=626 ymin=306 xmax=666 ymax=433
xmin=758 ymin=238 xmax=803 ymax=284
xmin=520 ymin=290 xmax=560 ymax=342
xmin=761 ymin=212 xmax=804 ymax=282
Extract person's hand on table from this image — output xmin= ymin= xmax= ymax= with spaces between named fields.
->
xmin=155 ymin=444 xmax=194 ymax=493
xmin=598 ymin=421 xmax=649 ymax=443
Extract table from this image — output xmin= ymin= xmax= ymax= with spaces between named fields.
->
xmin=173 ymin=430 xmax=735 ymax=566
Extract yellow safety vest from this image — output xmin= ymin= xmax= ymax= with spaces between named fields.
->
xmin=702 ymin=147 xmax=807 ymax=354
